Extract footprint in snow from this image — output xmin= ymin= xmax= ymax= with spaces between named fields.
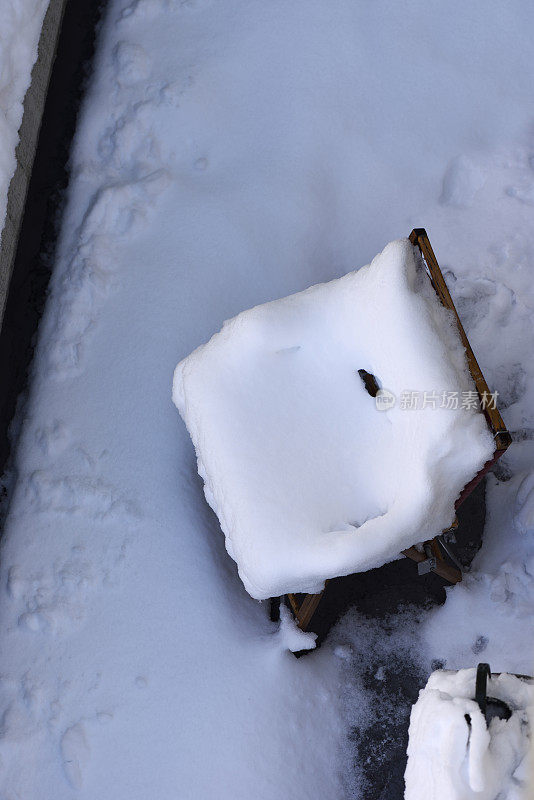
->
xmin=61 ymin=723 xmax=90 ymax=789
xmin=6 ymin=565 xmax=26 ymax=600
xmin=506 ymin=181 xmax=534 ymax=206
xmin=471 ymin=635 xmax=489 ymax=654
xmin=490 ymin=363 xmax=526 ymax=410
xmin=440 ymin=155 xmax=486 ymax=208
xmin=35 ymin=420 xmax=71 ymax=457
xmin=113 ymin=41 xmax=150 ymax=86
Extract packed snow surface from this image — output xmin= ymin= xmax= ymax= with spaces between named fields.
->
xmin=174 ymin=238 xmax=493 ymax=598
xmin=404 ymin=668 xmax=534 ymax=800
xmin=0 ymin=0 xmax=48 ymax=247
xmin=0 ymin=0 xmax=534 ymax=797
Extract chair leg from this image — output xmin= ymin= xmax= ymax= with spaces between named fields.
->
xmin=269 ymin=596 xmax=281 ymax=622
xmin=286 ymin=591 xmax=325 ymax=631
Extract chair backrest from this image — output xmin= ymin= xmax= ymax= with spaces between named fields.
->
xmin=409 ymin=229 xmax=511 ymax=508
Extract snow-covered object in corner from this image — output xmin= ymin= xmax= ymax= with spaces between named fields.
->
xmin=173 ymin=239 xmax=494 ymax=599
xmin=404 ymin=668 xmax=534 ymax=800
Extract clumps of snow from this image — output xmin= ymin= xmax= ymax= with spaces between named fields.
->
xmin=333 ymin=644 xmax=353 ymax=661
xmin=173 ymin=238 xmax=494 ymax=599
xmin=277 ymin=605 xmax=317 ymax=652
xmin=374 ymin=665 xmax=386 ymax=682
xmin=404 ymin=667 xmax=534 ymax=800
xmin=0 ymin=0 xmax=48 ymax=247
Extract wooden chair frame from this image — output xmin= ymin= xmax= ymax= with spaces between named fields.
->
xmin=286 ymin=228 xmax=511 ymax=632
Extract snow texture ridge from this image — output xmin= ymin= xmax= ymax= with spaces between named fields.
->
xmin=174 ymin=237 xmax=494 ymax=599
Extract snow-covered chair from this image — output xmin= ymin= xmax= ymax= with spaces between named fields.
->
xmin=404 ymin=664 xmax=533 ymax=800
xmin=173 ymin=229 xmax=510 ymax=628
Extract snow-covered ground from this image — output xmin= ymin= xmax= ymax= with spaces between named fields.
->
xmin=1 ymin=1 xmax=534 ymax=798
xmin=0 ymin=0 xmax=48 ymax=247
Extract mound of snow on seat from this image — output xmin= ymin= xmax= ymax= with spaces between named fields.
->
xmin=404 ymin=668 xmax=534 ymax=800
xmin=173 ymin=238 xmax=493 ymax=599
